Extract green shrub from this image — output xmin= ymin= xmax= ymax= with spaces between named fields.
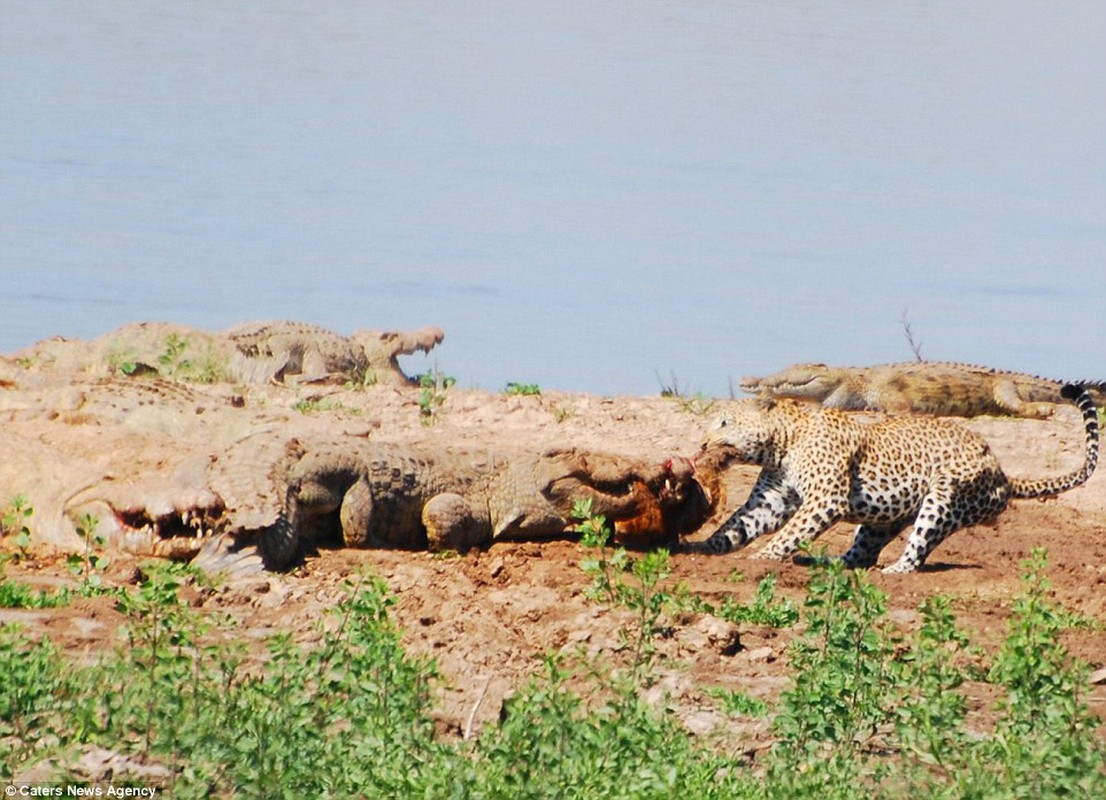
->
xmin=469 ymin=655 xmax=749 ymax=800
xmin=0 ymin=577 xmax=72 ymax=609
xmin=759 ymin=553 xmax=1106 ymax=798
xmin=505 ymin=382 xmax=541 ymax=396
xmin=3 ymin=551 xmax=1104 ymax=798
xmin=0 ymin=625 xmax=67 ymax=777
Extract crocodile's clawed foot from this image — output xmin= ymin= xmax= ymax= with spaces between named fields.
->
xmin=190 ymin=533 xmax=266 ymax=578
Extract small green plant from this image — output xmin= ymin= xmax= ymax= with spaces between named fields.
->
xmin=657 ymin=373 xmax=717 ymax=415
xmin=429 ymin=548 xmax=462 ymax=561
xmin=345 ymin=366 xmax=379 ymax=390
xmin=977 ymin=549 xmax=1106 ymax=796
xmin=1 ymin=494 xmax=33 ymax=559
xmin=182 ymin=343 xmax=228 ymax=383
xmin=703 ymin=686 xmax=771 ymax=718
xmin=713 ymin=573 xmax=800 ymax=628
xmin=574 ymin=498 xmax=623 ymax=604
xmin=157 ymin=333 xmax=192 ymax=377
xmin=574 ymin=499 xmax=677 ymax=673
xmin=475 ymin=652 xmax=748 ymax=798
xmin=891 ymin=593 xmax=975 ymax=774
xmin=66 ymin=512 xmax=109 ymax=591
xmin=417 ymin=367 xmax=456 ymax=424
xmin=504 ymin=382 xmax=541 ymax=396
xmin=757 ymin=550 xmax=1106 ymax=797
xmin=106 ymin=340 xmax=140 ymax=375
xmin=764 ymin=558 xmax=900 ymax=793
xmin=551 ymin=404 xmax=574 ymax=423
xmin=673 ymin=392 xmax=717 ymax=417
xmin=656 ymin=370 xmax=684 ymax=398
xmin=293 ymin=397 xmax=359 ymax=415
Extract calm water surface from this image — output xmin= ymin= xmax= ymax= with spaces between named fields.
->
xmin=1 ymin=1 xmax=1104 ymax=395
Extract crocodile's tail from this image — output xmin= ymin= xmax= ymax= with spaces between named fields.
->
xmin=1009 ymin=384 xmax=1099 ymax=499
xmin=1020 ymin=378 xmax=1106 ymax=409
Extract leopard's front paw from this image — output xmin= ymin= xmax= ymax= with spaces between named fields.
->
xmin=880 ymin=559 xmax=917 ymax=575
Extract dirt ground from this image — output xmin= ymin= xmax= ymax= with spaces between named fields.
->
xmin=2 ymin=371 xmax=1105 ymax=750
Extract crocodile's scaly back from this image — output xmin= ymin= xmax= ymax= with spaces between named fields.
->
xmin=1008 ymin=384 xmax=1099 ymax=498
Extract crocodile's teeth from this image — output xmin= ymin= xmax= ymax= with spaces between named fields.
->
xmin=182 ymin=510 xmax=191 ymax=527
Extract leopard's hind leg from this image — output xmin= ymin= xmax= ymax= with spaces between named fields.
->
xmin=883 ymin=472 xmax=1010 ymax=574
xmin=841 ymin=522 xmax=905 ymax=569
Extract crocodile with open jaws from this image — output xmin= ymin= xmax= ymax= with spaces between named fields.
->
xmin=224 ymin=320 xmax=444 ymax=386
xmin=741 ymin=361 xmax=1106 ymax=419
xmin=196 ymin=435 xmax=716 ymax=572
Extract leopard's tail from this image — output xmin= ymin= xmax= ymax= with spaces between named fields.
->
xmin=1009 ymin=384 xmax=1099 ymax=499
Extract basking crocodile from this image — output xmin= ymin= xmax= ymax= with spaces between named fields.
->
xmin=741 ymin=361 xmax=1106 ymax=419
xmin=225 ymin=320 xmax=444 ymax=386
xmin=5 ymin=320 xmax=444 ymax=387
xmin=196 ymin=436 xmax=716 ymax=572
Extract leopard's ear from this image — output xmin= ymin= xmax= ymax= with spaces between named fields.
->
xmin=754 ymin=392 xmax=777 ymax=411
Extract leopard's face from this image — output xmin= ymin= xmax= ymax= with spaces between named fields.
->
xmin=700 ymin=402 xmax=773 ymax=465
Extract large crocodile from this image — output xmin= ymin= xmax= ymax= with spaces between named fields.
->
xmin=196 ymin=435 xmax=716 ymax=572
xmin=0 ymin=370 xmax=715 ymax=572
xmin=4 ymin=320 xmax=444 ymax=387
xmin=741 ymin=361 xmax=1106 ymax=419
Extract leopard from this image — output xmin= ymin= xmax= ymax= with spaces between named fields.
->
xmin=684 ymin=384 xmax=1099 ymax=573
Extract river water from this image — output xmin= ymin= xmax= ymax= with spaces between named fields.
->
xmin=1 ymin=1 xmax=1103 ymax=395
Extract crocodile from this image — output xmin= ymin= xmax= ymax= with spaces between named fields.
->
xmin=4 ymin=320 xmax=444 ymax=387
xmin=195 ymin=436 xmax=717 ymax=572
xmin=224 ymin=320 xmax=444 ymax=386
xmin=741 ymin=361 xmax=1106 ymax=419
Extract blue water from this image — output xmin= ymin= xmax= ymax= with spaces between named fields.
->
xmin=2 ymin=1 xmax=1104 ymax=395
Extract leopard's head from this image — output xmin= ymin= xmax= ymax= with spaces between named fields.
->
xmin=700 ymin=399 xmax=775 ymax=466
